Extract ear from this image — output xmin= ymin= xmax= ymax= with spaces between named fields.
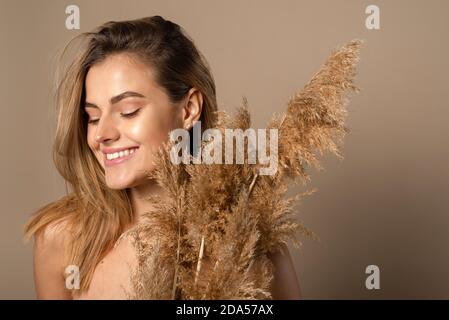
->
xmin=181 ymin=87 xmax=203 ymax=129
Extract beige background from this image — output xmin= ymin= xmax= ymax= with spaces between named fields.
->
xmin=1 ymin=0 xmax=448 ymax=299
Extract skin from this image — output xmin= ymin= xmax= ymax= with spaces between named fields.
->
xmin=84 ymin=53 xmax=197 ymax=208
xmin=33 ymin=53 xmax=301 ymax=299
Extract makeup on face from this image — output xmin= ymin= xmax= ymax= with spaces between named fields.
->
xmin=84 ymin=53 xmax=182 ymax=190
xmin=102 ymin=146 xmax=139 ymax=167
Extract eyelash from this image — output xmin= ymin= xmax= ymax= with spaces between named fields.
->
xmin=87 ymin=108 xmax=141 ymax=124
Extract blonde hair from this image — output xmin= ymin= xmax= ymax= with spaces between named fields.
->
xmin=24 ymin=15 xmax=218 ymax=293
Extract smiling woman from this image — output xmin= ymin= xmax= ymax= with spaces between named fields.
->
xmin=83 ymin=53 xmax=191 ymax=190
xmin=23 ymin=15 xmax=302 ymax=300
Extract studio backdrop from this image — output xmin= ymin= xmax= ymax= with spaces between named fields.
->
xmin=0 ymin=0 xmax=448 ymax=299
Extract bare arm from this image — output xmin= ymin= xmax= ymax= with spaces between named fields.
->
xmin=267 ymin=243 xmax=302 ymax=299
xmin=33 ymin=223 xmax=72 ymax=299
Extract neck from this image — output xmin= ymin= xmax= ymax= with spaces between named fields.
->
xmin=128 ymin=179 xmax=166 ymax=223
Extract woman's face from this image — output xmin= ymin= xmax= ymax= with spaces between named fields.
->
xmin=84 ymin=53 xmax=184 ymax=189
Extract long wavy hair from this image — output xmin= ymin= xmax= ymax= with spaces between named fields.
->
xmin=24 ymin=15 xmax=218 ymax=293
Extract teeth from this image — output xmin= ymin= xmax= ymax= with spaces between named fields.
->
xmin=106 ymin=148 xmax=136 ymax=160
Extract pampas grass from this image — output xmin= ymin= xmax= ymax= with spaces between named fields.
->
xmin=126 ymin=40 xmax=363 ymax=300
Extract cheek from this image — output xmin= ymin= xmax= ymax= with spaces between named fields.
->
xmin=86 ymin=129 xmax=97 ymax=150
xmin=128 ymin=107 xmax=178 ymax=147
xmin=86 ymin=130 xmax=102 ymax=160
xmin=87 ymin=133 xmax=95 ymax=150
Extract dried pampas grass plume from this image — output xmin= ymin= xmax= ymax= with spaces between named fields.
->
xmin=126 ymin=40 xmax=363 ymax=300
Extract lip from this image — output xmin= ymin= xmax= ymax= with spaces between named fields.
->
xmin=103 ymin=146 xmax=139 ymax=167
xmin=101 ymin=146 xmax=139 ymax=154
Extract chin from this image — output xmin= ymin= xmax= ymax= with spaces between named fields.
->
xmin=105 ymin=177 xmax=135 ymax=190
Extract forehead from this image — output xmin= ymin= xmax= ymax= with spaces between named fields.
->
xmin=85 ymin=53 xmax=158 ymax=102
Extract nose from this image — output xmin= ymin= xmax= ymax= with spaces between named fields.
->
xmin=94 ymin=113 xmax=120 ymax=144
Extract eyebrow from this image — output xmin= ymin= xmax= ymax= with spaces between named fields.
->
xmin=84 ymin=91 xmax=146 ymax=109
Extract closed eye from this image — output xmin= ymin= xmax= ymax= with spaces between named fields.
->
xmin=121 ymin=108 xmax=141 ymax=118
xmin=86 ymin=108 xmax=141 ymax=125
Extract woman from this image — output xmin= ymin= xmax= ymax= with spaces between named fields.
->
xmin=24 ymin=15 xmax=301 ymax=299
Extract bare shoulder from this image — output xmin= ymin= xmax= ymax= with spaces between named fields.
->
xmin=33 ymin=218 xmax=73 ymax=299
xmin=75 ymin=231 xmax=139 ymax=299
xmin=267 ymin=243 xmax=302 ymax=300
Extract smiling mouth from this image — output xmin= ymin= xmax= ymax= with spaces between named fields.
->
xmin=104 ymin=147 xmax=139 ymax=167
